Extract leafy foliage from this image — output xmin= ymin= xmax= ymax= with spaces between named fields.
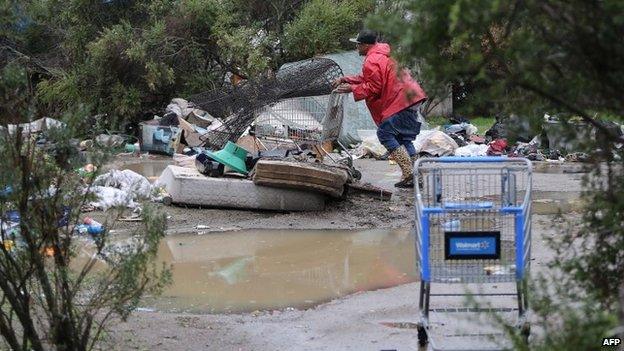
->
xmin=2 ymin=0 xmax=373 ymax=129
xmin=0 ymin=52 xmax=170 ymax=351
xmin=373 ymin=0 xmax=624 ymax=124
xmin=373 ymin=0 xmax=624 ymax=347
xmin=282 ymin=0 xmax=374 ymax=60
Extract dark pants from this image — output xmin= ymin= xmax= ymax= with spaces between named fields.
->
xmin=377 ymin=108 xmax=422 ymax=156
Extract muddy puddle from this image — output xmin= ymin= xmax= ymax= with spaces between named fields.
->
xmin=532 ymin=191 xmax=583 ymax=215
xmin=121 ymin=159 xmax=172 ymax=182
xmin=532 ymin=162 xmax=586 ymax=174
xmin=142 ymin=228 xmax=416 ymax=314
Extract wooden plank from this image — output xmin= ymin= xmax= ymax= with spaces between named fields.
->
xmin=253 ymin=160 xmax=348 ymax=198
xmin=346 ymin=182 xmax=393 ymax=201
xmin=254 ymin=177 xmax=344 ymax=198
xmin=254 ymin=160 xmax=348 ymax=187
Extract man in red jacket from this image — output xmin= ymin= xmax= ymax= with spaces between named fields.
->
xmin=334 ymin=30 xmax=427 ymax=188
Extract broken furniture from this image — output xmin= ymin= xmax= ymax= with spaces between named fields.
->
xmin=252 ymin=160 xmax=349 ymax=198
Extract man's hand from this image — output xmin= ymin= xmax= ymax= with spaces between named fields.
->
xmin=332 ymin=77 xmax=345 ymax=89
xmin=334 ymin=83 xmax=352 ymax=93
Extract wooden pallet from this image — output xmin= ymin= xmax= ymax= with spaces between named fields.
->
xmin=253 ymin=160 xmax=349 ymax=198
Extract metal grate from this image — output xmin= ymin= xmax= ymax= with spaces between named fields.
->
xmin=252 ymin=92 xmax=345 ymax=144
xmin=188 ymin=58 xmax=343 ymax=150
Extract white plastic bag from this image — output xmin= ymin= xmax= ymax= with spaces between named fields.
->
xmin=89 ymin=186 xmax=138 ymax=210
xmin=412 ymin=128 xmax=440 ymax=154
xmin=93 ymin=169 xmax=152 ymax=200
xmin=355 ymin=129 xmax=386 ymax=159
xmin=454 ymin=144 xmax=489 ymax=157
xmin=415 ymin=130 xmax=459 ymax=156
xmin=173 ymin=153 xmax=197 ymax=168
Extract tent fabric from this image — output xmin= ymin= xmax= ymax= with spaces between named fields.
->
xmin=322 ymin=51 xmax=376 ymax=145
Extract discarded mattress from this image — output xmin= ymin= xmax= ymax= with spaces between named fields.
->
xmin=157 ymin=166 xmax=326 ymax=211
xmin=253 ymin=160 xmax=349 ymax=198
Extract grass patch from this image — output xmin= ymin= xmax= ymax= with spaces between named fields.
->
xmin=470 ymin=117 xmax=496 ymax=133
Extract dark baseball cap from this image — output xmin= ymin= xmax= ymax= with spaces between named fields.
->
xmin=349 ymin=29 xmax=378 ymax=44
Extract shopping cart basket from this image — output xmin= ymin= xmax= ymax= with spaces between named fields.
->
xmin=251 ymin=92 xmax=361 ymax=180
xmin=414 ymin=157 xmax=532 ymax=350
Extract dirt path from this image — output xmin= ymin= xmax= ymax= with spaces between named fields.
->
xmin=95 ymin=157 xmax=585 ymax=350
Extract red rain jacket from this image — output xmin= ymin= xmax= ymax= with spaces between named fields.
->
xmin=343 ymin=43 xmax=427 ymax=126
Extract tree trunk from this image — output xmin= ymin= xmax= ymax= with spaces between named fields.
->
xmin=619 ymin=282 xmax=624 ymax=342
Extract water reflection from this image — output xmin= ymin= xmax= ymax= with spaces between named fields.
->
xmin=121 ymin=159 xmax=172 ymax=182
xmin=146 ymin=228 xmax=416 ymax=313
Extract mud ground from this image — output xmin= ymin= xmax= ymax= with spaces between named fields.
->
xmin=96 ymin=157 xmax=586 ymax=351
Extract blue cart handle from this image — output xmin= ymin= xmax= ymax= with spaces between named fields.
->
xmin=423 ymin=156 xmax=525 ymax=163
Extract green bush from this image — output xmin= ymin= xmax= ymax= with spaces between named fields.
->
xmin=3 ymin=0 xmax=374 ymax=129
xmin=283 ymin=0 xmax=375 ymax=61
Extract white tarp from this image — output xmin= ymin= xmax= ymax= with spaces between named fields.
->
xmin=455 ymin=144 xmax=489 ymax=157
xmin=89 ymin=169 xmax=153 ymax=210
xmin=414 ymin=130 xmax=459 ymax=156
xmin=2 ymin=117 xmax=65 ymax=134
xmin=89 ymin=186 xmax=138 ymax=210
xmin=93 ymin=169 xmax=152 ymax=199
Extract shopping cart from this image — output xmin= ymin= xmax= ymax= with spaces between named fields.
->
xmin=414 ymin=157 xmax=532 ymax=350
xmin=251 ymin=92 xmax=361 ymax=180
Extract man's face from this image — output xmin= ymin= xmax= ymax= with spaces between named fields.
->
xmin=357 ymin=43 xmax=372 ymax=56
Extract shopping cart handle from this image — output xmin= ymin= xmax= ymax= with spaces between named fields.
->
xmin=443 ymin=202 xmax=494 ymax=210
xmin=421 ymin=206 xmax=525 ymax=214
xmin=424 ymin=156 xmax=522 ymax=162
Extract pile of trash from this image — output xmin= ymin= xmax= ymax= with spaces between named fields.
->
xmin=355 ymin=120 xmax=487 ymax=159
xmin=139 ymin=98 xmax=224 ymax=155
xmin=132 ymin=91 xmax=369 ymax=205
xmin=87 ymin=169 xmax=155 ymax=210
xmin=354 ymin=114 xmax=623 ymax=162
xmin=155 ymin=137 xmax=356 ymax=200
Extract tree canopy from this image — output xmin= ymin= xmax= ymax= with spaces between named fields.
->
xmin=372 ymin=1 xmax=624 ymax=348
xmin=1 ymin=0 xmax=373 ymax=128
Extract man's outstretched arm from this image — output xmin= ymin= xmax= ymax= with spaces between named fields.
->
xmin=332 ymin=74 xmax=364 ymax=89
xmin=350 ymin=63 xmax=382 ymax=101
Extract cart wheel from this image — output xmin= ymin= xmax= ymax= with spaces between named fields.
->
xmin=520 ymin=323 xmax=530 ymax=344
xmin=352 ymin=169 xmax=362 ymax=181
xmin=417 ymin=325 xmax=428 ymax=347
xmin=163 ymin=196 xmax=173 ymax=206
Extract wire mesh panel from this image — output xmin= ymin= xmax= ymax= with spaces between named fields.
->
xmin=321 ymin=92 xmax=345 ymax=142
xmin=414 ymin=158 xmax=532 ymax=284
xmin=188 ymin=58 xmax=343 ymax=150
xmin=252 ymin=92 xmax=346 ymax=144
xmin=253 ymin=97 xmax=326 ymax=142
xmin=426 ymin=212 xmax=516 ymax=283
xmin=419 ymin=165 xmax=529 ymax=210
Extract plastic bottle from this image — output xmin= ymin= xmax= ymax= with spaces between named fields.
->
xmin=442 ymin=219 xmax=461 ymax=231
xmin=83 ymin=217 xmax=102 ymax=227
xmin=75 ymin=224 xmax=92 ymax=235
xmin=87 ymin=225 xmax=104 ymax=235
xmin=5 ymin=210 xmax=20 ymax=223
xmin=83 ymin=217 xmax=104 ymax=235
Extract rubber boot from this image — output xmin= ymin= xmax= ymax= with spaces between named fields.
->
xmin=391 ymin=146 xmax=414 ymax=188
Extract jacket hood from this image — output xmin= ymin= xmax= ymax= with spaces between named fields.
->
xmin=367 ymin=43 xmax=391 ymax=57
